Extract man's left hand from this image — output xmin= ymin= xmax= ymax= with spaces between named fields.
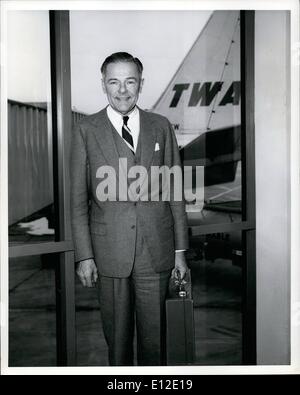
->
xmin=172 ymin=251 xmax=188 ymax=280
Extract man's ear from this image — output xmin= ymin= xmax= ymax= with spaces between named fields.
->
xmin=101 ymin=79 xmax=107 ymax=94
xmin=139 ymin=78 xmax=144 ymax=94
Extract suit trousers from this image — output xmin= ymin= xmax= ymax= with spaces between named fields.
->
xmin=97 ymin=229 xmax=172 ymax=366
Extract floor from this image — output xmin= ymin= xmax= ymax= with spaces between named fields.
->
xmin=9 ymin=243 xmax=242 ymax=367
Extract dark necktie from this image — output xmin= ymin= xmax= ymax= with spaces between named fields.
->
xmin=122 ymin=116 xmax=134 ymax=153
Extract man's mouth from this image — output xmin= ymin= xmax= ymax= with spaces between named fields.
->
xmin=116 ymin=97 xmax=131 ymax=101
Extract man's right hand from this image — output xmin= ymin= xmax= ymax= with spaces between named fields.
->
xmin=76 ymin=259 xmax=98 ymax=288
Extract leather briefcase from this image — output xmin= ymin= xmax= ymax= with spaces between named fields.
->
xmin=166 ymin=269 xmax=195 ymax=365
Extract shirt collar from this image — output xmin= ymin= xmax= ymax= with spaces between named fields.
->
xmin=107 ymin=105 xmax=138 ymax=124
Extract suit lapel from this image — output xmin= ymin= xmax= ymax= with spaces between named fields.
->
xmin=90 ymin=108 xmax=120 ymax=172
xmin=138 ymin=108 xmax=157 ymax=171
xmin=136 ymin=108 xmax=157 ymax=191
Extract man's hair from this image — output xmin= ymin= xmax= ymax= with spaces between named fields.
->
xmin=101 ymin=52 xmax=143 ymax=77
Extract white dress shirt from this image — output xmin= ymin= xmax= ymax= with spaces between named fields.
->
xmin=106 ymin=105 xmax=140 ymax=153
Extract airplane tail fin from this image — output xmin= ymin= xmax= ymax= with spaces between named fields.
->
xmin=152 ymin=11 xmax=241 ymax=149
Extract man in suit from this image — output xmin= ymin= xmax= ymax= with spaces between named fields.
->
xmin=70 ymin=52 xmax=189 ymax=366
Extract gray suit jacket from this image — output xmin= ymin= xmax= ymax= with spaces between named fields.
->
xmin=70 ymin=107 xmax=189 ymax=278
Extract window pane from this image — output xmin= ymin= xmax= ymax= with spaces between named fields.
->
xmin=9 ymin=254 xmax=57 ymax=366
xmin=188 ymin=231 xmax=242 ymax=364
xmin=7 ymin=11 xmax=55 ymax=245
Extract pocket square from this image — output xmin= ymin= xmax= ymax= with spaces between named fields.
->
xmin=155 ymin=143 xmax=160 ymax=151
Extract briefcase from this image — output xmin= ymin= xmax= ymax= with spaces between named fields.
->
xmin=166 ymin=269 xmax=195 ymax=365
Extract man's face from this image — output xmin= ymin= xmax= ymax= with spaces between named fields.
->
xmin=102 ymin=61 xmax=144 ymax=115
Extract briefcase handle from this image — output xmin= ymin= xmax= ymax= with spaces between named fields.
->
xmin=174 ymin=269 xmax=187 ymax=298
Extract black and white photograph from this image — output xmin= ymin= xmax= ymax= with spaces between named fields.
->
xmin=0 ymin=0 xmax=299 ymax=376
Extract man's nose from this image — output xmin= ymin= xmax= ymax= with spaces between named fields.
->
xmin=118 ymin=83 xmax=127 ymax=93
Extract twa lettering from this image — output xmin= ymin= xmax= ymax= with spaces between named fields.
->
xmin=170 ymin=81 xmax=241 ymax=108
